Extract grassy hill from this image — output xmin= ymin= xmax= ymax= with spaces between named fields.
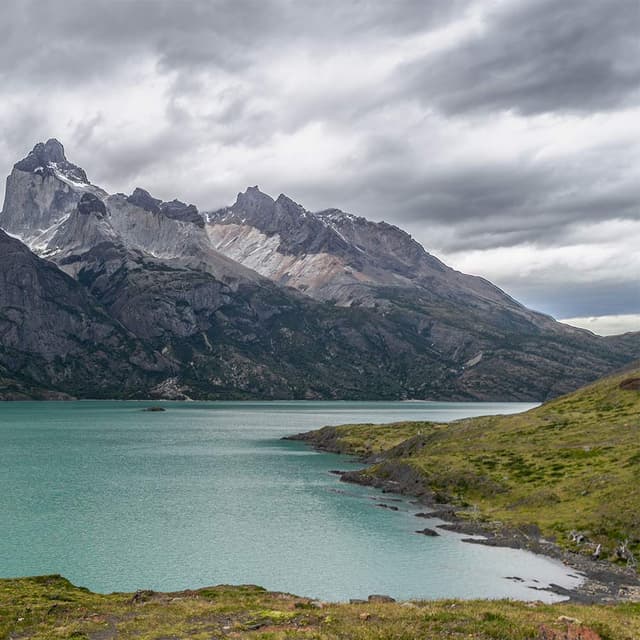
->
xmin=293 ymin=367 xmax=640 ymax=563
xmin=1 ymin=575 xmax=639 ymax=639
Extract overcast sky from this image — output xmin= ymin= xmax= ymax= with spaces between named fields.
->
xmin=1 ymin=0 xmax=638 ymax=333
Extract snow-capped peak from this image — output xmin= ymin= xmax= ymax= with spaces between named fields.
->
xmin=14 ymin=138 xmax=89 ymax=184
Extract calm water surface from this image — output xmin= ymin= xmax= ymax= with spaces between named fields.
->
xmin=0 ymin=400 xmax=582 ymax=601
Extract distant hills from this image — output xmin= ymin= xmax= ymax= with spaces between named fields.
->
xmin=0 ymin=139 xmax=637 ymax=400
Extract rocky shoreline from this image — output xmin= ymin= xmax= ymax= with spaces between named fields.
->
xmin=284 ymin=429 xmax=640 ymax=605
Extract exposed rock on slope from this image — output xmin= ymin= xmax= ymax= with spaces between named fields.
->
xmin=207 ymin=187 xmax=512 ymax=306
xmin=2 ymin=139 xmax=104 ymax=246
xmin=0 ymin=143 xmax=458 ymax=399
xmin=207 ymin=187 xmax=638 ymax=399
xmin=0 ymin=140 xmax=638 ymax=400
xmin=0 ymin=229 xmax=168 ymax=398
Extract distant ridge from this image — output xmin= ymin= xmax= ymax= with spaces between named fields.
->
xmin=0 ymin=140 xmax=637 ymax=400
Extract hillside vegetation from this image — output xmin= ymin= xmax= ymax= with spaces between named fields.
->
xmin=1 ymin=575 xmax=639 ymax=640
xmin=296 ymin=367 xmax=640 ymax=562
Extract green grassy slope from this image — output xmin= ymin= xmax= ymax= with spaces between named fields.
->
xmin=1 ymin=575 xmax=639 ymax=639
xmin=300 ymin=367 xmax=640 ymax=561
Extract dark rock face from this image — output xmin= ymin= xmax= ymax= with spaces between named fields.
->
xmin=0 ymin=229 xmax=167 ymax=398
xmin=0 ymin=141 xmax=638 ymax=401
xmin=14 ymin=138 xmax=88 ymax=183
xmin=207 ymin=187 xmax=640 ymax=400
xmin=368 ymin=594 xmax=396 ymax=603
xmin=127 ymin=188 xmax=161 ymax=213
xmin=15 ymin=139 xmax=64 ymax=170
xmin=210 ymin=187 xmax=354 ymax=257
xmin=620 ymin=377 xmax=640 ymax=391
xmin=77 ymin=193 xmax=107 ymax=218
xmin=70 ymin=237 xmax=458 ymax=400
xmin=126 ymin=189 xmax=204 ymax=227
xmin=375 ymin=503 xmax=399 ymax=511
xmin=159 ymin=199 xmax=204 ymax=228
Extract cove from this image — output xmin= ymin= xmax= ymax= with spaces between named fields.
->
xmin=0 ymin=400 xmax=582 ymax=602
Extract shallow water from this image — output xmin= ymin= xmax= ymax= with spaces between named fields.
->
xmin=0 ymin=400 xmax=582 ymax=601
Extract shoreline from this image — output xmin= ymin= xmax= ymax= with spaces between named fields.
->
xmin=285 ymin=431 xmax=640 ymax=605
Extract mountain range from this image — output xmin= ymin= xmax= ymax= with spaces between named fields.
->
xmin=0 ymin=139 xmax=637 ymax=400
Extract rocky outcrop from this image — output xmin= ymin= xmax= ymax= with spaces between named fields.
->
xmin=0 ymin=229 xmax=169 ymax=398
xmin=159 ymin=199 xmax=204 ymax=228
xmin=127 ymin=188 xmax=205 ymax=227
xmin=14 ymin=138 xmax=88 ymax=184
xmin=126 ymin=187 xmax=161 ymax=213
xmin=0 ymin=141 xmax=638 ymax=400
xmin=207 ymin=186 xmax=639 ymax=400
xmin=1 ymin=139 xmax=104 ymax=244
xmin=105 ymin=192 xmax=260 ymax=287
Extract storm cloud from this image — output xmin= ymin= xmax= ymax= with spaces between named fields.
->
xmin=0 ymin=0 xmax=638 ymax=328
xmin=400 ymin=0 xmax=640 ymax=115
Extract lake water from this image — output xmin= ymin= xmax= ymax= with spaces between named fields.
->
xmin=0 ymin=400 xmax=582 ymax=602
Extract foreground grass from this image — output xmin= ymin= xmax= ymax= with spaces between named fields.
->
xmin=302 ymin=367 xmax=640 ymax=561
xmin=1 ymin=575 xmax=639 ymax=640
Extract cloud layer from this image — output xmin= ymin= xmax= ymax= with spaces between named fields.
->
xmin=0 ymin=0 xmax=638 ymax=326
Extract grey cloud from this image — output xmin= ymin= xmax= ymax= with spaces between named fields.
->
xmin=72 ymin=113 xmax=104 ymax=148
xmin=0 ymin=0 xmax=469 ymax=85
xmin=0 ymin=2 xmax=139 ymax=85
xmin=0 ymin=1 xmax=270 ymax=86
xmin=0 ymin=0 xmax=638 ymax=321
xmin=224 ymin=131 xmax=638 ymax=253
xmin=78 ymin=129 xmax=202 ymax=195
xmin=401 ymin=0 xmax=640 ymax=115
xmin=330 ymin=135 xmax=640 ymax=251
xmin=282 ymin=147 xmax=638 ymax=253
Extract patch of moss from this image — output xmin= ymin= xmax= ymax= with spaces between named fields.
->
xmin=305 ymin=367 xmax=640 ymax=559
xmin=1 ymin=576 xmax=639 ymax=639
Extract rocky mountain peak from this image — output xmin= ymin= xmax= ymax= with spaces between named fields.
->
xmin=14 ymin=138 xmax=66 ymax=168
xmin=124 ymin=189 xmax=204 ymax=227
xmin=159 ymin=199 xmax=204 ymax=228
xmin=1 ymin=142 xmax=638 ymax=402
xmin=35 ymin=138 xmax=64 ymax=163
xmin=127 ymin=187 xmax=161 ymax=213
xmin=275 ymin=193 xmax=306 ymax=214
xmin=13 ymin=138 xmax=88 ymax=184
xmin=234 ymin=186 xmax=275 ymax=214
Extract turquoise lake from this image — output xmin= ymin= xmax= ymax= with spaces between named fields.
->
xmin=0 ymin=400 xmax=583 ymax=602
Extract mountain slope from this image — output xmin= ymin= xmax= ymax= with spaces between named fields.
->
xmin=291 ymin=365 xmax=640 ymax=560
xmin=0 ymin=228 xmax=169 ymax=398
xmin=206 ymin=187 xmax=537 ymax=310
xmin=0 ymin=142 xmax=470 ymax=400
xmin=0 ymin=140 xmax=637 ymax=400
xmin=207 ymin=187 xmax=638 ymax=399
xmin=68 ymin=228 xmax=453 ymax=400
